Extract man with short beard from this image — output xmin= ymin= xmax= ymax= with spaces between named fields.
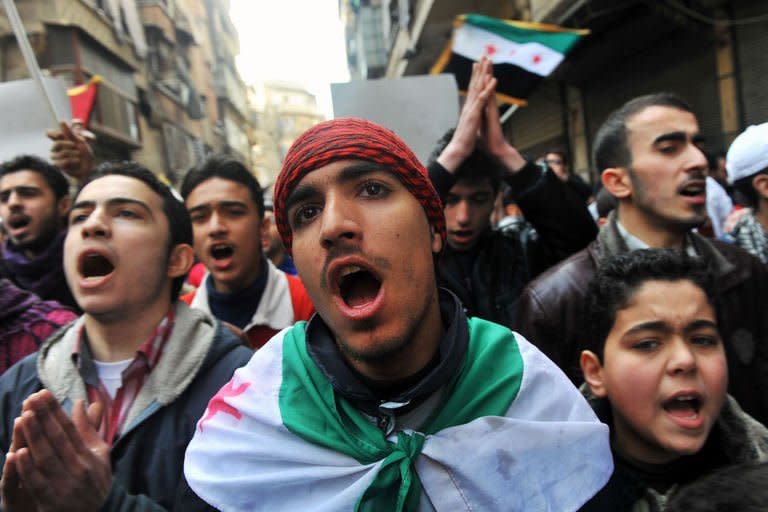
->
xmin=181 ymin=118 xmax=613 ymax=511
xmin=515 ymin=92 xmax=768 ymax=426
xmin=0 ymin=155 xmax=77 ymax=309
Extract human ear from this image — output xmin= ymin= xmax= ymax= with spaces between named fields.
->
xmin=580 ymin=350 xmax=608 ymax=398
xmin=430 ymin=226 xmax=443 ymax=254
xmin=752 ymin=174 xmax=768 ymax=200
xmin=58 ymin=194 xmax=71 ymax=218
xmin=167 ymin=243 xmax=195 ymax=279
xmin=601 ymin=168 xmax=632 ymax=200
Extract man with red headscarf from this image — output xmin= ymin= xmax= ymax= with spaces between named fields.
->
xmin=181 ymin=117 xmax=613 ymax=511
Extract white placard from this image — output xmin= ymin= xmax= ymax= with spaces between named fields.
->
xmin=331 ymin=74 xmax=459 ymax=164
xmin=0 ymin=77 xmax=72 ymax=163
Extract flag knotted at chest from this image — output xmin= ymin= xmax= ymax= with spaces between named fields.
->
xmin=273 ymin=117 xmax=446 ymax=254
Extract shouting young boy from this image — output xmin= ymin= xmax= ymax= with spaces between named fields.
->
xmin=579 ymin=249 xmax=768 ymax=511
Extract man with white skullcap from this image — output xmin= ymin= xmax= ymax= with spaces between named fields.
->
xmin=725 ymin=122 xmax=768 ymax=263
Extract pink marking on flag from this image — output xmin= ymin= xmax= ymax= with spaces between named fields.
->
xmin=198 ymin=380 xmax=251 ymax=432
xmin=533 ymin=54 xmax=542 ymax=64
xmin=484 ymin=44 xmax=497 ymax=56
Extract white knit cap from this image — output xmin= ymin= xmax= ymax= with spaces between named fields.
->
xmin=726 ymin=122 xmax=768 ymax=183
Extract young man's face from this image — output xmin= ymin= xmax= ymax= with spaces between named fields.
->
xmin=623 ymin=106 xmax=709 ymax=232
xmin=185 ymin=177 xmax=265 ymax=294
xmin=0 ymin=170 xmax=68 ymax=254
xmin=286 ymin=160 xmax=443 ymax=378
xmin=64 ymin=175 xmax=177 ymax=319
xmin=545 ymin=152 xmax=568 ymax=181
xmin=444 ymin=179 xmax=495 ymax=251
xmin=585 ymin=279 xmax=727 ymax=464
xmin=261 ymin=210 xmax=284 ymax=261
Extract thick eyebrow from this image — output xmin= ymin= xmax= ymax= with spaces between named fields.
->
xmin=624 ymin=320 xmax=671 ymax=337
xmin=653 ymin=132 xmax=706 ymax=146
xmin=187 ymin=200 xmax=247 ymax=213
xmin=623 ymin=318 xmax=719 ymax=337
xmin=71 ymin=197 xmax=154 ymax=217
xmin=653 ymin=132 xmax=687 ymax=145
xmin=284 ymin=162 xmax=390 ymax=212
xmin=683 ymin=319 xmax=719 ymax=335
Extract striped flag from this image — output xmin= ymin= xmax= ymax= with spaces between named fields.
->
xmin=431 ymin=14 xmax=588 ymax=105
xmin=184 ymin=319 xmax=612 ymax=511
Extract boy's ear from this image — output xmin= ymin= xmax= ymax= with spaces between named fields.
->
xmin=601 ymin=167 xmax=632 ymax=200
xmin=167 ymin=243 xmax=195 ymax=279
xmin=580 ymin=350 xmax=608 ymax=398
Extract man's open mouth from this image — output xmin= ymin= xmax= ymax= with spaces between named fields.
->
xmin=679 ymin=182 xmax=705 ymax=197
xmin=210 ymin=244 xmax=234 ymax=260
xmin=662 ymin=394 xmax=701 ymax=419
xmin=337 ymin=265 xmax=382 ymax=308
xmin=6 ymin=215 xmax=30 ymax=229
xmin=80 ymin=252 xmax=115 ymax=279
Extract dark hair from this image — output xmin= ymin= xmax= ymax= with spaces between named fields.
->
xmin=583 ymin=249 xmax=714 ymax=361
xmin=592 ymin=93 xmax=694 ymax=173
xmin=731 ymin=167 xmax=768 ymax=208
xmin=428 ymin=129 xmax=503 ymax=194
xmin=0 ymin=154 xmax=69 ymax=200
xmin=76 ymin=161 xmax=193 ymax=301
xmin=595 ymin=187 xmax=618 ymax=219
xmin=181 ymin=155 xmax=264 ymax=218
xmin=667 ymin=462 xmax=768 ymax=512
xmin=544 ymin=148 xmax=568 ymax=166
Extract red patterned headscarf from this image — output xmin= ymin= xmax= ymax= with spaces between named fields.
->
xmin=273 ymin=117 xmax=446 ymax=254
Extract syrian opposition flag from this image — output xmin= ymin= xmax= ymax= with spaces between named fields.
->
xmin=431 ymin=14 xmax=588 ymax=106
xmin=184 ymin=319 xmax=612 ymax=511
xmin=67 ymin=75 xmax=102 ymax=127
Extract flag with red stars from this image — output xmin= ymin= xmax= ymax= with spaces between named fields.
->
xmin=431 ymin=14 xmax=588 ymax=106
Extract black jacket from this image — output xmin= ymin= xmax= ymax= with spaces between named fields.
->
xmin=430 ymin=160 xmax=598 ymax=328
xmin=0 ymin=303 xmax=253 ymax=511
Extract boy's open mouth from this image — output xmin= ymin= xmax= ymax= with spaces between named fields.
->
xmin=662 ymin=395 xmax=701 ymax=419
xmin=210 ymin=244 xmax=234 ymax=260
xmin=80 ymin=253 xmax=115 ymax=278
xmin=337 ymin=265 xmax=382 ymax=308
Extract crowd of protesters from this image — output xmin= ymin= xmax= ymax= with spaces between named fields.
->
xmin=0 ymin=56 xmax=766 ymax=511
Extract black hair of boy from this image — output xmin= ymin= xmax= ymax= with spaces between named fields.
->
xmin=76 ymin=161 xmax=193 ymax=300
xmin=583 ymin=249 xmax=714 ymax=361
xmin=180 ymin=155 xmax=265 ymax=218
xmin=0 ymin=154 xmax=69 ymax=200
xmin=427 ymin=128 xmax=503 ymax=194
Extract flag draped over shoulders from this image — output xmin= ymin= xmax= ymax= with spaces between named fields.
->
xmin=431 ymin=14 xmax=588 ymax=105
xmin=184 ymin=319 xmax=612 ymax=511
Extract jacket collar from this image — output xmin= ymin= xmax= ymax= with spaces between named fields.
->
xmin=594 ymin=211 xmax=736 ymax=280
xmin=36 ymin=302 xmax=219 ymax=430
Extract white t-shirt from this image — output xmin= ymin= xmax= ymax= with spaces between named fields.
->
xmin=93 ymin=359 xmax=132 ymax=399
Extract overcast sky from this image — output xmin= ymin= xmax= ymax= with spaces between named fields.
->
xmin=229 ymin=0 xmax=350 ymax=117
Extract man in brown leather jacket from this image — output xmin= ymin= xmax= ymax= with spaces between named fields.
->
xmin=515 ymin=92 xmax=768 ymax=426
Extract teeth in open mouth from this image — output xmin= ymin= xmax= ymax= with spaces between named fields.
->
xmin=665 ymin=395 xmax=701 ymax=418
xmin=338 ymin=265 xmax=363 ymax=278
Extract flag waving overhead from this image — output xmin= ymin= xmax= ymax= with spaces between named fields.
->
xmin=67 ymin=75 xmax=102 ymax=127
xmin=431 ymin=14 xmax=588 ymax=106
